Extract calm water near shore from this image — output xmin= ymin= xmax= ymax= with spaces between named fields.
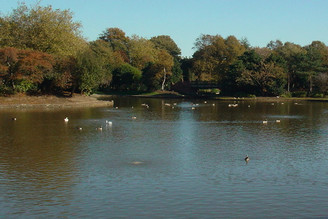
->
xmin=1 ymin=96 xmax=328 ymax=218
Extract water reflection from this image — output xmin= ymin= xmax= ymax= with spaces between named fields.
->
xmin=1 ymin=98 xmax=328 ymax=217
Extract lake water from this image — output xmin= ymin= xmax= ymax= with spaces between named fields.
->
xmin=1 ymin=97 xmax=328 ymax=218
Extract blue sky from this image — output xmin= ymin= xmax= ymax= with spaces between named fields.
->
xmin=1 ymin=0 xmax=328 ymax=57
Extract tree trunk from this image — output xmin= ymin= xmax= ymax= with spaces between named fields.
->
xmin=161 ymin=67 xmax=166 ymax=91
xmin=287 ymin=73 xmax=290 ymax=92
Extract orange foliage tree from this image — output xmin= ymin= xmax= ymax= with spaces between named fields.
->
xmin=0 ymin=47 xmax=58 ymax=93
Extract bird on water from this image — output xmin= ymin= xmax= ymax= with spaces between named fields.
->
xmin=245 ymin=155 xmax=250 ymax=162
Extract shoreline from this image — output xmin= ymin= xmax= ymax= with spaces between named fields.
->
xmin=1 ymin=93 xmax=327 ymax=110
xmin=0 ymin=94 xmax=114 ymax=109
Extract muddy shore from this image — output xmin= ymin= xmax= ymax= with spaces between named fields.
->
xmin=0 ymin=94 xmax=114 ymax=109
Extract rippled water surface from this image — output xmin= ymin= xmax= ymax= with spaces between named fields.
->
xmin=1 ymin=97 xmax=328 ymax=218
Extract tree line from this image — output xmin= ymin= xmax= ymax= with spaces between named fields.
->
xmin=1 ymin=2 xmax=328 ymax=97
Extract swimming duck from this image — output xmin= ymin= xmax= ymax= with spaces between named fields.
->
xmin=245 ymin=155 xmax=250 ymax=162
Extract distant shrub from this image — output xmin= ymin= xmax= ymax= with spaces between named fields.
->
xmin=312 ymin=93 xmax=324 ymax=98
xmin=15 ymin=80 xmax=38 ymax=93
xmin=248 ymin=94 xmax=256 ymax=98
xmin=292 ymin=91 xmax=307 ymax=97
xmin=234 ymin=92 xmax=248 ymax=97
xmin=0 ymin=84 xmax=14 ymax=96
xmin=280 ymin=92 xmax=292 ymax=98
xmin=211 ymin=88 xmax=220 ymax=94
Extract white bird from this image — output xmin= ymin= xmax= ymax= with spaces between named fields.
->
xmin=106 ymin=120 xmax=112 ymax=125
xmin=12 ymin=117 xmax=17 ymax=121
xmin=245 ymin=155 xmax=250 ymax=162
xmin=96 ymin=127 xmax=103 ymax=131
xmin=262 ymin=120 xmax=268 ymax=124
xmin=276 ymin=120 xmax=281 ymax=123
xmin=132 ymin=116 xmax=137 ymax=119
xmin=64 ymin=117 xmax=69 ymax=122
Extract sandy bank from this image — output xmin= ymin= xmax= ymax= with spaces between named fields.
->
xmin=0 ymin=94 xmax=114 ymax=109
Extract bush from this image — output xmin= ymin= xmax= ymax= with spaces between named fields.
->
xmin=0 ymin=84 xmax=14 ymax=96
xmin=312 ymin=93 xmax=324 ymax=98
xmin=292 ymin=91 xmax=307 ymax=97
xmin=280 ymin=92 xmax=292 ymax=98
xmin=15 ymin=80 xmax=38 ymax=93
xmin=211 ymin=88 xmax=220 ymax=94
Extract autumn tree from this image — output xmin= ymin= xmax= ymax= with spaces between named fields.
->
xmin=0 ymin=2 xmax=86 ymax=57
xmin=99 ymin=27 xmax=130 ymax=62
xmin=0 ymin=47 xmax=55 ymax=93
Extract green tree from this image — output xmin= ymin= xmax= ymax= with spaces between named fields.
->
xmin=224 ymin=50 xmax=286 ymax=96
xmin=74 ymin=47 xmax=112 ymax=95
xmin=150 ymin=35 xmax=181 ymax=57
xmin=111 ymin=63 xmax=142 ymax=91
xmin=273 ymin=42 xmax=306 ymax=92
xmin=0 ymin=2 xmax=86 ymax=57
xmin=300 ymin=41 xmax=328 ymax=93
xmin=142 ymin=49 xmax=174 ymax=91
xmin=128 ymin=35 xmax=158 ymax=70
xmin=180 ymin=57 xmax=193 ymax=82
xmin=150 ymin=35 xmax=183 ymax=85
xmin=192 ymin=34 xmax=245 ymax=82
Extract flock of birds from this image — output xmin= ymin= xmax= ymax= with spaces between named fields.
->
xmin=10 ymin=100 xmax=292 ymax=164
xmin=63 ymin=116 xmax=115 ymax=131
